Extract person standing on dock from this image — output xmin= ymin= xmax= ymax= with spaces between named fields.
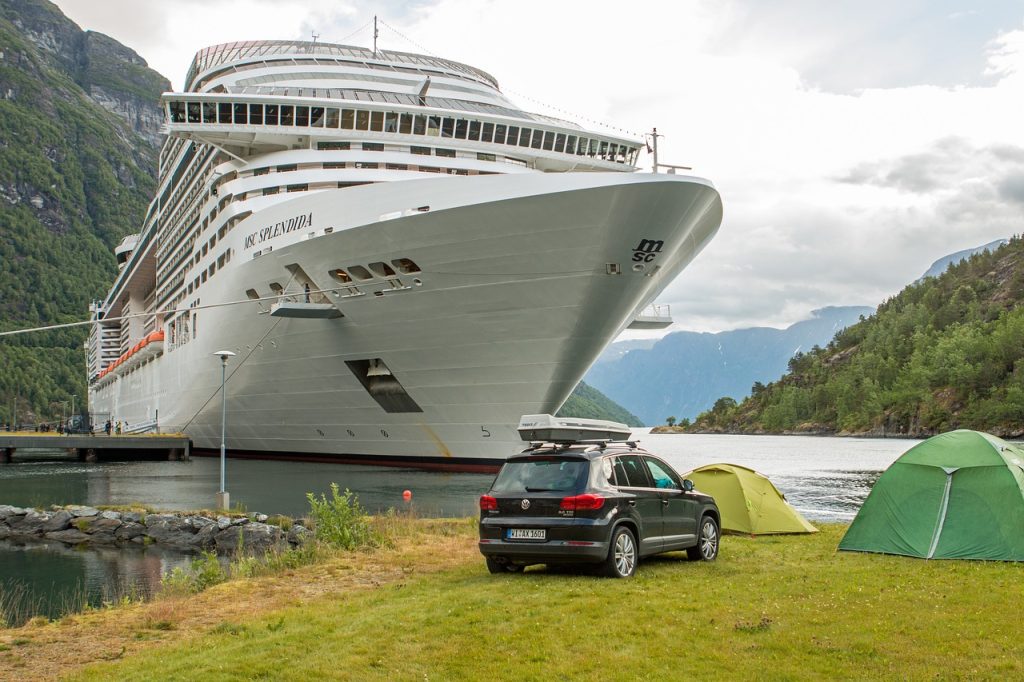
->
xmin=115 ymin=421 xmax=122 ymax=435
xmin=104 ymin=419 xmax=112 ymax=436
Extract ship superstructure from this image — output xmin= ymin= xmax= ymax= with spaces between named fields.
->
xmin=87 ymin=40 xmax=723 ymax=470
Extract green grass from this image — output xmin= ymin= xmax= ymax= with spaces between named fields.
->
xmin=69 ymin=524 xmax=1024 ymax=680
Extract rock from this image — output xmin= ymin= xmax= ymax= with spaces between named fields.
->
xmin=121 ymin=511 xmax=144 ymax=523
xmin=194 ymin=523 xmax=219 ymax=549
xmin=0 ymin=505 xmax=28 ymax=520
xmin=0 ymin=522 xmax=10 ymax=539
xmin=216 ymin=516 xmax=232 ymax=530
xmin=82 ymin=517 xmax=122 ymax=533
xmin=41 ymin=510 xmax=73 ymax=533
xmin=66 ymin=505 xmax=99 ymax=517
xmin=10 ymin=511 xmax=50 ymax=535
xmin=254 ymin=513 xmax=268 ymax=523
xmin=190 ymin=516 xmax=215 ymax=529
xmin=114 ymin=521 xmax=146 ymax=542
xmin=100 ymin=510 xmax=122 ymax=520
xmin=144 ymin=514 xmax=197 ymax=549
xmin=130 ymin=536 xmax=145 ymax=544
xmin=231 ymin=516 xmax=249 ymax=526
xmin=216 ymin=522 xmax=282 ymax=554
xmin=287 ymin=524 xmax=312 ymax=545
xmin=45 ymin=528 xmax=90 ymax=544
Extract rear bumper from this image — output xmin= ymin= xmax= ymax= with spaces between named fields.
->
xmin=478 ymin=538 xmax=609 ymax=563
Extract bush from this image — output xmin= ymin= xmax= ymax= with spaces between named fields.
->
xmin=306 ymin=483 xmax=376 ymax=550
xmin=160 ymin=552 xmax=227 ymax=595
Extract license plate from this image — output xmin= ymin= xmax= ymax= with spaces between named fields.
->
xmin=507 ymin=528 xmax=546 ymax=541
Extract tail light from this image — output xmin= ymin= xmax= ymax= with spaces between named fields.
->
xmin=479 ymin=495 xmax=498 ymax=511
xmin=560 ymin=494 xmax=605 ymax=511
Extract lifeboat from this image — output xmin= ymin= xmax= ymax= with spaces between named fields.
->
xmin=95 ymin=330 xmax=165 ymax=383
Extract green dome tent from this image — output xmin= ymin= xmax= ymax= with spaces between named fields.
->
xmin=839 ymin=430 xmax=1024 ymax=560
xmin=684 ymin=463 xmax=817 ymax=535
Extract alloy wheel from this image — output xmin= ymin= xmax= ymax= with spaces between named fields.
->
xmin=700 ymin=519 xmax=718 ymax=559
xmin=614 ymin=531 xmax=636 ymax=576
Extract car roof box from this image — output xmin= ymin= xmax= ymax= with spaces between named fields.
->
xmin=517 ymin=414 xmax=632 ymax=444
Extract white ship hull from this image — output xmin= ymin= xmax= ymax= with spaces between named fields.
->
xmin=90 ymin=172 xmax=721 ymax=470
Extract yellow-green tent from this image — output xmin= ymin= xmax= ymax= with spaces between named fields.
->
xmin=684 ymin=463 xmax=817 ymax=535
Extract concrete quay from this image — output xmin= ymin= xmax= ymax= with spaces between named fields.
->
xmin=0 ymin=434 xmax=191 ymax=463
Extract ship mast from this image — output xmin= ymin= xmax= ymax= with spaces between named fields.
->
xmin=373 ymin=16 xmax=379 ymax=56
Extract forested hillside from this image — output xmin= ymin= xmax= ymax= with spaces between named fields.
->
xmin=0 ymin=0 xmax=167 ymax=425
xmin=557 ymin=381 xmax=643 ymax=426
xmin=691 ymin=236 xmax=1024 ymax=437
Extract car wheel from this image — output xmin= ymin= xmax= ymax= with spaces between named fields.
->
xmin=485 ymin=557 xmax=524 ymax=574
xmin=687 ymin=515 xmax=719 ymax=562
xmin=602 ymin=526 xmax=638 ymax=578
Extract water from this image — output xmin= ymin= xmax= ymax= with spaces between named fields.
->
xmin=0 ymin=432 xmax=917 ymax=625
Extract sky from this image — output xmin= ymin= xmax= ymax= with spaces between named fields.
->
xmin=54 ymin=0 xmax=1024 ymax=335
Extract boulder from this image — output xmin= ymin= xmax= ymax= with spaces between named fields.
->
xmin=66 ymin=506 xmax=99 ymax=517
xmin=190 ymin=515 xmax=215 ymax=529
xmin=41 ymin=510 xmax=73 ymax=533
xmin=231 ymin=516 xmax=249 ymax=526
xmin=121 ymin=511 xmax=144 ymax=523
xmin=114 ymin=521 xmax=146 ymax=542
xmin=10 ymin=511 xmax=50 ymax=535
xmin=216 ymin=516 xmax=232 ymax=530
xmin=100 ymin=510 xmax=122 ymax=521
xmin=287 ymin=524 xmax=312 ymax=545
xmin=82 ymin=516 xmax=123 ymax=533
xmin=0 ymin=505 xmax=28 ymax=520
xmin=0 ymin=522 xmax=10 ymax=540
xmin=215 ymin=522 xmax=282 ymax=554
xmin=45 ymin=528 xmax=90 ymax=544
xmin=194 ymin=522 xmax=219 ymax=549
xmin=144 ymin=514 xmax=197 ymax=549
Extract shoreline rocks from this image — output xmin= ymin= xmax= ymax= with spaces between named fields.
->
xmin=0 ymin=505 xmax=310 ymax=554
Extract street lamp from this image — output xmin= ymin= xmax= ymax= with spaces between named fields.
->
xmin=213 ymin=350 xmax=236 ymax=510
xmin=70 ymin=394 xmax=76 ymax=430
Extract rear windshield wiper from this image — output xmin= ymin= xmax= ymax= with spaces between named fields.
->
xmin=525 ymin=486 xmax=556 ymax=492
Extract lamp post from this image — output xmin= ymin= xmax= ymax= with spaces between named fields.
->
xmin=70 ymin=394 xmax=76 ymax=430
xmin=213 ymin=350 xmax=236 ymax=510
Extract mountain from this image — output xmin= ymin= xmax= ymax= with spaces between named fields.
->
xmin=919 ymin=239 xmax=1008 ymax=280
xmin=558 ymin=381 xmax=643 ymax=427
xmin=691 ymin=236 xmax=1024 ymax=437
xmin=585 ymin=306 xmax=872 ymax=425
xmin=0 ymin=0 xmax=168 ymax=426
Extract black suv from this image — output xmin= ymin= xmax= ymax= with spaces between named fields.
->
xmin=478 ymin=442 xmax=720 ymax=578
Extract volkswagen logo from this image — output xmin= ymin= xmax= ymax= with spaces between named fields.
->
xmin=520 ymin=499 xmax=531 ymax=510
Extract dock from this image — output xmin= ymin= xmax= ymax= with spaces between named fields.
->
xmin=0 ymin=434 xmax=191 ymax=463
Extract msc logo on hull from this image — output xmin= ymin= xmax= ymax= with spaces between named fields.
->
xmin=632 ymin=238 xmax=664 ymax=263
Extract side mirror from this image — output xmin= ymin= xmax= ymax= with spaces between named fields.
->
xmin=682 ymin=479 xmax=694 ymax=492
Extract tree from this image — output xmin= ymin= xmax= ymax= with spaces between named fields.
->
xmin=665 ymin=416 xmax=677 ymax=427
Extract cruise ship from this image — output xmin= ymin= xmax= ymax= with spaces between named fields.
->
xmin=86 ymin=40 xmax=723 ymax=471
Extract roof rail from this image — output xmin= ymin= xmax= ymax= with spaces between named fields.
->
xmin=517 ymin=414 xmax=632 ymax=445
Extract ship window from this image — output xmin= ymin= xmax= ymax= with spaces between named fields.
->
xmin=599 ymin=140 xmax=609 ymax=159
xmin=554 ymin=133 xmax=566 ymax=153
xmin=391 ymin=258 xmax=421 ymax=274
xmin=447 ymin=168 xmax=469 ymax=175
xmin=436 ymin=148 xmax=455 ymax=158
xmin=218 ymin=225 xmax=227 ymax=239
xmin=362 ymin=142 xmax=384 ymax=151
xmin=269 ymin=282 xmax=284 ymax=295
xmin=233 ymin=103 xmax=248 ymax=124
xmin=519 ymin=128 xmax=534 ymax=148
xmin=477 ymin=152 xmax=496 ymax=162
xmin=355 ymin=162 xmax=378 ymax=169
xmin=399 ymin=113 xmax=413 ymax=134
xmin=263 ymin=187 xmax=279 ymax=196
xmin=201 ymin=271 xmax=208 ymax=283
xmin=385 ymin=112 xmax=398 ymax=132
xmin=209 ymin=263 xmax=216 ymax=277
xmin=531 ymin=130 xmax=544 ymax=149
xmin=338 ymin=181 xmax=371 ymax=188
xmin=324 ymin=161 xmax=346 ymax=169
xmin=541 ymin=131 xmax=554 ymax=151
xmin=414 ymin=115 xmax=427 ymax=135
xmin=254 ymin=167 xmax=270 ymax=176
xmin=340 ymin=109 xmax=355 ymax=129
xmin=370 ymin=111 xmax=384 ymax=131
xmin=368 ymin=261 xmax=397 ymax=277
xmin=506 ymin=126 xmax=519 ymax=145
xmin=202 ymin=102 xmax=216 ymax=123
xmin=187 ymin=102 xmax=200 ymax=123
xmin=566 ymin=135 xmax=577 ymax=154
xmin=426 ymin=116 xmax=441 ymax=136
xmin=468 ymin=120 xmax=481 ymax=141
xmin=348 ymin=265 xmax=373 ymax=281
xmin=356 ymin=110 xmax=370 ymax=130
xmin=202 ymin=244 xmax=208 ymax=256
xmin=188 ymin=283 xmax=193 ymax=294
xmin=246 ymin=289 xmax=259 ymax=300
xmin=419 ymin=166 xmax=441 ymax=173
xmin=319 ymin=141 xmax=350 ymax=150
xmin=296 ymin=106 xmax=310 ymax=126
xmin=277 ymin=164 xmax=297 ymax=172
xmin=441 ymin=118 xmax=455 ymax=138
xmin=249 ymin=104 xmax=263 ymax=125
xmin=218 ymin=254 xmax=226 ymax=268
xmin=325 ymin=108 xmax=340 ymax=127
xmin=411 ymin=146 xmax=431 ymax=155
xmin=170 ymin=102 xmax=186 ymax=123
xmin=481 ymin=122 xmax=494 ymax=143
xmin=311 ymin=106 xmax=325 ymax=127
xmin=330 ymin=268 xmax=352 ymax=283
xmin=493 ymin=124 xmax=506 ymax=144
xmin=287 ymin=184 xmax=308 ymax=193
xmin=386 ymin=163 xmax=409 ymax=171
xmin=454 ymin=119 xmax=468 ymax=139
xmin=265 ymin=104 xmax=279 ymax=125
xmin=280 ymin=105 xmax=294 ymax=126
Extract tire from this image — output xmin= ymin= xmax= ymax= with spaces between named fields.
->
xmin=602 ymin=526 xmax=638 ymax=578
xmin=687 ymin=515 xmax=719 ymax=562
xmin=485 ymin=557 xmax=524 ymax=574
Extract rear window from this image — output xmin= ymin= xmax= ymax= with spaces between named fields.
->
xmin=491 ymin=458 xmax=587 ymax=493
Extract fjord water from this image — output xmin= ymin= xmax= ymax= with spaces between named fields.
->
xmin=0 ymin=432 xmax=915 ymax=624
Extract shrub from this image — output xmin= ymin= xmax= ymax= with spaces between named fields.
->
xmin=160 ymin=552 xmax=227 ymax=595
xmin=306 ymin=483 xmax=376 ymax=550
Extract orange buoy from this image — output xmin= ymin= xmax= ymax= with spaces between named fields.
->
xmin=402 ymin=489 xmax=412 ymax=502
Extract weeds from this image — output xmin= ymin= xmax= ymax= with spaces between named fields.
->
xmin=306 ymin=483 xmax=376 ymax=550
xmin=160 ymin=552 xmax=227 ymax=596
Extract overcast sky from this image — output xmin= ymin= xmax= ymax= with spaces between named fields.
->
xmin=54 ymin=0 xmax=1024 ymax=335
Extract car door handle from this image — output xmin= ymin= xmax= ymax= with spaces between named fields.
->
xmin=661 ymin=499 xmax=669 ymax=506
xmin=628 ymin=500 xmax=636 ymax=507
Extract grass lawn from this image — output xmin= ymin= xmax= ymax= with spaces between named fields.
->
xmin=6 ymin=521 xmax=1024 ymax=680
